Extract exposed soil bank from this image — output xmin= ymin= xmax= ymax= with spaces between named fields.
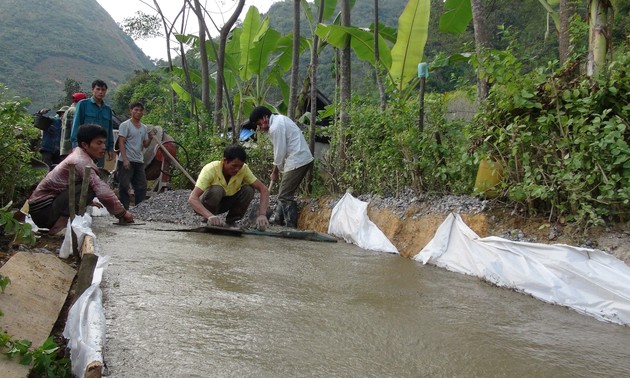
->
xmin=130 ymin=190 xmax=630 ymax=265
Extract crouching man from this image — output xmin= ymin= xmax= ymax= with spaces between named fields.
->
xmin=28 ymin=124 xmax=134 ymax=233
xmin=188 ymin=144 xmax=270 ymax=230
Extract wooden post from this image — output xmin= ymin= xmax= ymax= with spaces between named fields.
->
xmin=417 ymin=62 xmax=428 ymax=134
xmin=78 ymin=166 xmax=91 ymax=216
xmin=151 ymin=135 xmax=196 ymax=186
xmin=68 ymin=164 xmax=76 ymax=221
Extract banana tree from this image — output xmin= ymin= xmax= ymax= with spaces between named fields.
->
xmin=314 ymin=0 xmax=430 ymax=97
xmin=176 ymin=6 xmax=306 ymax=130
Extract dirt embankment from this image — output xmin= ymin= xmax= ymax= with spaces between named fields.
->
xmin=297 ymin=194 xmax=630 ymax=265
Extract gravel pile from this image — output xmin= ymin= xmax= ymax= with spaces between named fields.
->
xmin=133 ymin=189 xmax=489 ymax=227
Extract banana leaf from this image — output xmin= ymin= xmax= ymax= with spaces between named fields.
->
xmin=390 ymin=0 xmax=430 ymax=91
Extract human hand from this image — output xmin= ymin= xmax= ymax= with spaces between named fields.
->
xmin=148 ymin=128 xmax=158 ymax=138
xmin=123 ymin=159 xmax=130 ymax=169
xmin=90 ymin=200 xmax=104 ymax=209
xmin=270 ymin=170 xmax=279 ymax=183
xmin=255 ymin=215 xmax=269 ymax=230
xmin=122 ymin=211 xmax=134 ymax=223
xmin=207 ymin=215 xmax=224 ymax=227
xmin=108 ymin=151 xmax=116 ymax=161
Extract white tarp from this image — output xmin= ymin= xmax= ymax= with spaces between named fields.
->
xmin=414 ymin=213 xmax=630 ymax=326
xmin=63 ymin=227 xmax=110 ymax=377
xmin=328 ymin=192 xmax=398 ymax=254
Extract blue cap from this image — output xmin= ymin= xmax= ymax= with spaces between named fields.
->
xmin=239 ymin=128 xmax=255 ymax=142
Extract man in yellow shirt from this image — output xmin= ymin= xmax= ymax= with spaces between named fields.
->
xmin=188 ymin=144 xmax=270 ymax=229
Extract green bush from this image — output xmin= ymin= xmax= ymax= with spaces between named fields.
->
xmin=323 ymin=95 xmax=476 ymax=196
xmin=473 ymin=48 xmax=630 ymax=225
xmin=0 ymin=85 xmax=42 ymax=206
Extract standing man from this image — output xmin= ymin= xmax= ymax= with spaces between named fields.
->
xmin=70 ymin=79 xmax=114 ymax=168
xmin=60 ymin=92 xmax=87 ymax=160
xmin=248 ymin=106 xmax=313 ymax=228
xmin=117 ymin=101 xmax=154 ymax=209
xmin=37 ymin=106 xmax=67 ymax=170
xmin=188 ymin=144 xmax=270 ymax=230
xmin=28 ymin=124 xmax=134 ymax=234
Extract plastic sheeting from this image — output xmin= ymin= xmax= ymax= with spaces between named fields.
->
xmin=414 ymin=213 xmax=630 ymax=326
xmin=328 ymin=192 xmax=398 ymax=254
xmin=62 ymin=231 xmax=110 ymax=377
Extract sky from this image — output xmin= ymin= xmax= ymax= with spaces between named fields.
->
xmin=96 ymin=0 xmax=280 ymax=60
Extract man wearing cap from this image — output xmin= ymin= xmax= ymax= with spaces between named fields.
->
xmin=60 ymin=92 xmax=87 ymax=160
xmin=70 ymin=79 xmax=114 ymax=168
xmin=38 ymin=106 xmax=67 ymax=170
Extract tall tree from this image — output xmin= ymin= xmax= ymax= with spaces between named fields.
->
xmin=289 ymin=0 xmax=301 ymax=119
xmin=339 ymin=0 xmax=351 ymax=163
xmin=374 ymin=0 xmax=386 ymax=110
xmin=471 ymin=0 xmax=490 ymax=101
xmin=587 ymin=0 xmax=613 ymax=77
xmin=559 ymin=0 xmax=577 ymax=64
xmin=191 ymin=0 xmax=211 ymax=121
xmin=213 ymin=0 xmax=246 ymax=132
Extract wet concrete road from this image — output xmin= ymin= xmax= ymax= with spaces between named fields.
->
xmin=93 ymin=216 xmax=630 ymax=377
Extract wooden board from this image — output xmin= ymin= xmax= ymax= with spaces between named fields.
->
xmin=243 ymin=229 xmax=338 ymax=242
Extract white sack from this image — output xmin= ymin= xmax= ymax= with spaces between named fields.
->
xmin=414 ymin=213 xmax=630 ymax=326
xmin=59 ymin=218 xmax=73 ymax=259
xmin=328 ymin=192 xmax=398 ymax=254
xmin=72 ymin=214 xmax=95 ymax=249
xmin=63 ymin=255 xmax=109 ymax=377
xmin=63 ymin=284 xmax=106 ymax=377
xmin=89 ymin=198 xmax=110 ymax=217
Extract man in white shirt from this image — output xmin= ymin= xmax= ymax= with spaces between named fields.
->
xmin=249 ymin=106 xmax=313 ymax=228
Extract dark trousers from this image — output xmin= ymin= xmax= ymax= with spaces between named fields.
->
xmin=40 ymin=151 xmax=62 ymax=171
xmin=117 ymin=161 xmax=147 ymax=209
xmin=200 ymin=185 xmax=254 ymax=224
xmin=29 ymin=184 xmax=95 ymax=229
xmin=277 ymin=162 xmax=313 ymax=203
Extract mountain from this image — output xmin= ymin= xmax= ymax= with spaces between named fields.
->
xmin=0 ymin=0 xmax=154 ymax=112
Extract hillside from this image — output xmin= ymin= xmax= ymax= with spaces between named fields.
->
xmin=0 ymin=0 xmax=154 ymax=112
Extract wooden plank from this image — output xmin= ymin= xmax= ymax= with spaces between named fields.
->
xmin=0 ymin=252 xmax=76 ymax=377
xmin=242 ymin=229 xmax=338 ymax=242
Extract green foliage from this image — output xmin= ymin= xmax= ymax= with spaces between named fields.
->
xmin=0 ymin=274 xmax=9 ymax=294
xmin=0 ymin=86 xmax=43 ymax=206
xmin=0 ymin=334 xmax=70 ymax=377
xmin=473 ymin=47 xmax=630 ymax=225
xmin=0 ymin=203 xmax=37 ymax=247
xmin=323 ymin=95 xmax=476 ymax=196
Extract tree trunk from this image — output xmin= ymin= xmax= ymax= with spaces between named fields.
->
xmin=339 ymin=0 xmax=351 ymax=163
xmin=558 ymin=0 xmax=576 ymax=64
xmin=289 ymin=0 xmax=301 ymax=119
xmin=213 ymin=0 xmax=246 ymax=134
xmin=374 ymin=0 xmax=386 ymax=111
xmin=587 ymin=0 xmax=612 ymax=77
xmin=471 ymin=0 xmax=490 ymax=101
xmin=192 ymin=0 xmax=211 ymax=126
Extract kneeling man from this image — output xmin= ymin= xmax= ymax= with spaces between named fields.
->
xmin=188 ymin=144 xmax=270 ymax=230
xmin=28 ymin=124 xmax=134 ymax=233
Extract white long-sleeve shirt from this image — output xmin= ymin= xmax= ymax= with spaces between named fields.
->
xmin=269 ymin=114 xmax=314 ymax=172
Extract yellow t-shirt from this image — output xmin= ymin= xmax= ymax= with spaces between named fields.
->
xmin=195 ymin=160 xmax=257 ymax=196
